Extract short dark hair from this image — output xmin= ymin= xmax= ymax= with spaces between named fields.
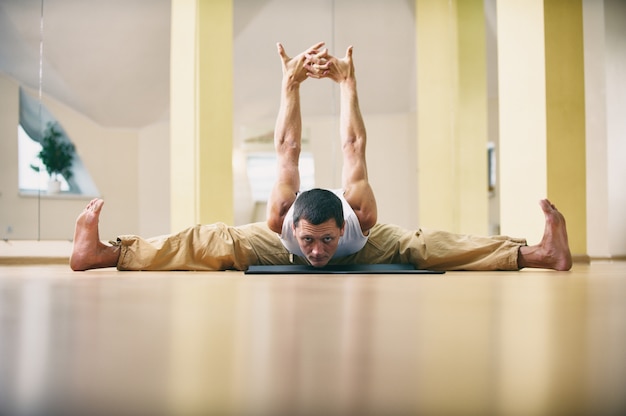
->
xmin=293 ymin=188 xmax=344 ymax=228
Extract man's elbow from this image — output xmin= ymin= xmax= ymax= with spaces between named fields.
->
xmin=359 ymin=212 xmax=377 ymax=234
xmin=267 ymin=217 xmax=283 ymax=234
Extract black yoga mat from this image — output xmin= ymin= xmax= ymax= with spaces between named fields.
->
xmin=245 ymin=264 xmax=444 ymax=275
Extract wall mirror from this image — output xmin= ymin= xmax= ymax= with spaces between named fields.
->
xmin=232 ymin=0 xmax=417 ymax=226
xmin=0 ymin=0 xmax=170 ymax=241
xmin=0 ymin=0 xmax=416 ymax=241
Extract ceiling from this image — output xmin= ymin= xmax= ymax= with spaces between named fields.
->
xmin=0 ymin=0 xmax=171 ymax=130
xmin=0 ymin=0 xmax=415 ymax=131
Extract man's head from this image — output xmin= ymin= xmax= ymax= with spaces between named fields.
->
xmin=292 ymin=188 xmax=345 ymax=267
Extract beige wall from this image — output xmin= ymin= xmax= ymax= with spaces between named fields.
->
xmin=139 ymin=121 xmax=171 ymax=237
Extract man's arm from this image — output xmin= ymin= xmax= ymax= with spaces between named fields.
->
xmin=266 ymin=42 xmax=324 ymax=234
xmin=311 ymin=46 xmax=378 ymax=233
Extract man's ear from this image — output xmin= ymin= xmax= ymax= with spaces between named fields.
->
xmin=339 ymin=221 xmax=345 ymax=236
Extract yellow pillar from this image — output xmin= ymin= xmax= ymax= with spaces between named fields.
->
xmin=456 ymin=0 xmax=489 ymax=235
xmin=416 ymin=0 xmax=488 ymax=234
xmin=170 ymin=0 xmax=233 ymax=232
xmin=496 ymin=0 xmax=547 ymax=244
xmin=544 ymin=0 xmax=587 ymax=257
xmin=416 ymin=0 xmax=457 ymax=231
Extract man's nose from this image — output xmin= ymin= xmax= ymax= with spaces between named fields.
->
xmin=311 ymin=242 xmax=323 ymax=255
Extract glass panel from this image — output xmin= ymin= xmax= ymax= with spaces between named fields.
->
xmin=1 ymin=0 xmax=416 ymax=239
xmin=233 ymin=0 xmax=416 ymax=225
xmin=1 ymin=0 xmax=167 ymax=240
xmin=0 ymin=0 xmax=44 ymax=240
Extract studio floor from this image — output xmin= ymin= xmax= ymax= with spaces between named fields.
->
xmin=0 ymin=261 xmax=625 ymax=416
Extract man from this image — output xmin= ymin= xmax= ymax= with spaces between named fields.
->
xmin=267 ymin=41 xmax=376 ymax=267
xmin=69 ymin=43 xmax=572 ymax=272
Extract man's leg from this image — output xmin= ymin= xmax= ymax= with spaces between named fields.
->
xmin=352 ymin=224 xmax=526 ymax=271
xmin=116 ymin=222 xmax=269 ymax=271
xmin=71 ymin=199 xmax=283 ymax=271
xmin=70 ymin=199 xmax=120 ymax=271
xmin=518 ymin=199 xmax=572 ymax=271
xmin=337 ymin=199 xmax=571 ymax=271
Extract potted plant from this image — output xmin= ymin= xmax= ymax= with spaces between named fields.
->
xmin=30 ymin=122 xmax=75 ymax=194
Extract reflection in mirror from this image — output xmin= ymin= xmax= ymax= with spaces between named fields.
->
xmin=1 ymin=0 xmax=170 ymax=241
xmin=233 ymin=0 xmax=337 ymax=225
xmin=1 ymin=0 xmax=414 ymax=239
xmin=233 ymin=0 xmax=417 ymax=228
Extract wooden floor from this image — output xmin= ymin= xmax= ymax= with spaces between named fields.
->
xmin=1 ymin=262 xmax=625 ymax=416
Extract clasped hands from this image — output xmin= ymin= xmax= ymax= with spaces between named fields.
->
xmin=277 ymin=41 xmax=355 ymax=85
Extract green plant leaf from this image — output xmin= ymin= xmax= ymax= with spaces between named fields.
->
xmin=36 ymin=122 xmax=75 ymax=180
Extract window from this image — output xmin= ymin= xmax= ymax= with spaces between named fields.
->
xmin=18 ymin=87 xmax=99 ymax=196
xmin=240 ymin=126 xmax=315 ymax=203
xmin=247 ymin=152 xmax=315 ymax=202
xmin=18 ymin=124 xmax=70 ymax=192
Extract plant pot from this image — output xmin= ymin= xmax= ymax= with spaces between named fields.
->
xmin=47 ymin=179 xmax=61 ymax=194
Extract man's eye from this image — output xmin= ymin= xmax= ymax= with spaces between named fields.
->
xmin=324 ymin=237 xmax=333 ymax=243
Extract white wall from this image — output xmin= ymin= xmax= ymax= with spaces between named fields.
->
xmin=138 ymin=121 xmax=171 ymax=237
xmin=306 ymin=111 xmax=419 ymax=230
xmin=604 ymin=0 xmax=626 ymax=257
xmin=584 ymin=0 xmax=610 ymax=257
xmin=584 ymin=0 xmax=626 ymax=259
xmin=496 ymin=0 xmax=547 ymax=246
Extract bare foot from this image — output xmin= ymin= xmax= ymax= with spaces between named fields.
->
xmin=519 ymin=199 xmax=572 ymax=271
xmin=70 ymin=199 xmax=120 ymax=271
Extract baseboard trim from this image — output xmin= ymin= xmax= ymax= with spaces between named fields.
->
xmin=588 ymin=256 xmax=626 ymax=262
xmin=0 ymin=256 xmax=70 ymax=265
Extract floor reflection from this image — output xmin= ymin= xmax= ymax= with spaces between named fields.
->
xmin=0 ymin=266 xmax=625 ymax=416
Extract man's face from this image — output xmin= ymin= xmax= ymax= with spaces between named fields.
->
xmin=293 ymin=218 xmax=345 ymax=267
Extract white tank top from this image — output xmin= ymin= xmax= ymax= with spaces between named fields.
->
xmin=280 ymin=189 xmax=368 ymax=259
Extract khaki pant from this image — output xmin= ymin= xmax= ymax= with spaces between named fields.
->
xmin=116 ymin=222 xmax=525 ymax=271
